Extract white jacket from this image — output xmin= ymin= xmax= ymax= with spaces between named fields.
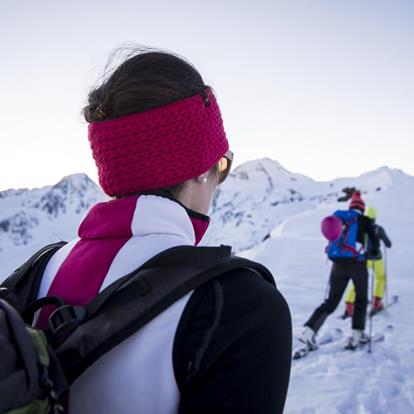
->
xmin=37 ymin=195 xmax=198 ymax=414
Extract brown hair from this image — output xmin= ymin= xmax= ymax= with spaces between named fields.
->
xmin=83 ymin=47 xmax=208 ymax=123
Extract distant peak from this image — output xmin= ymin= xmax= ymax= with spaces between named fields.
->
xmin=53 ymin=173 xmax=98 ymax=190
xmin=57 ymin=173 xmax=94 ymax=183
xmin=231 ymin=158 xmax=315 ymax=185
xmin=233 ymin=158 xmax=288 ymax=174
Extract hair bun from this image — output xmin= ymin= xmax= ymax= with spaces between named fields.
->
xmin=95 ymin=104 xmax=107 ymax=120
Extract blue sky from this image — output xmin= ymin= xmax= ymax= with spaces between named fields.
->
xmin=1 ymin=0 xmax=413 ymax=189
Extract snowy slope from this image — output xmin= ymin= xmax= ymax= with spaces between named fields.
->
xmin=241 ymin=169 xmax=414 ymax=413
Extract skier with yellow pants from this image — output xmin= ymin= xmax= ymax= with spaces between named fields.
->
xmin=343 ymin=206 xmax=392 ymax=317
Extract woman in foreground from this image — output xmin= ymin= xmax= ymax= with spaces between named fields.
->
xmin=36 ymin=48 xmax=292 ymax=413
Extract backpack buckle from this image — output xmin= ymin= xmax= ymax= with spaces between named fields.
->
xmin=48 ymin=305 xmax=86 ymax=342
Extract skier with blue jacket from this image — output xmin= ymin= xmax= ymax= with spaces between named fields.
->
xmin=299 ymin=192 xmax=380 ymax=350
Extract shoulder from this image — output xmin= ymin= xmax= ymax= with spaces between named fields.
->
xmin=182 ymin=265 xmax=289 ymax=330
xmin=173 ymin=265 xmax=291 ymax=384
xmin=218 ymin=266 xmax=288 ymax=317
xmin=173 ymin=265 xmax=292 ymax=413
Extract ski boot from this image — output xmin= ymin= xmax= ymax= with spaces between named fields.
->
xmin=340 ymin=302 xmax=354 ymax=319
xmin=345 ymin=329 xmax=369 ymax=350
xmin=370 ymin=297 xmax=384 ymax=316
xmin=298 ymin=326 xmax=318 ymax=351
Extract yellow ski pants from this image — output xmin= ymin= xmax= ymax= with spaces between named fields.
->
xmin=345 ymin=259 xmax=386 ymax=302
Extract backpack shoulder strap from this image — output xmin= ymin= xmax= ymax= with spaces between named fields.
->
xmin=1 ymin=242 xmax=67 ymax=312
xmin=79 ymin=245 xmax=273 ymax=321
xmin=54 ymin=245 xmax=275 ymax=384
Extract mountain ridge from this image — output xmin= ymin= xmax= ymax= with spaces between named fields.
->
xmin=1 ymin=159 xmax=412 ymax=275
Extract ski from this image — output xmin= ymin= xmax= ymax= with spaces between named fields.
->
xmin=293 ymin=347 xmax=311 ymax=360
xmin=344 ymin=332 xmax=385 ymax=351
xmin=293 ymin=328 xmax=343 ymax=360
xmin=369 ymin=294 xmax=398 ymax=317
xmin=339 ymin=311 xmax=350 ymax=320
xmin=294 ymin=328 xmax=389 ymax=359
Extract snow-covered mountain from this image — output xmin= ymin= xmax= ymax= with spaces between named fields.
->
xmin=0 ymin=160 xmax=410 ymax=278
xmin=0 ymin=173 xmax=108 ymax=276
xmin=1 ymin=160 xmax=414 ymax=412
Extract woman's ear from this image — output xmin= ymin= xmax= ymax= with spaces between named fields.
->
xmin=197 ymin=175 xmax=208 ymax=184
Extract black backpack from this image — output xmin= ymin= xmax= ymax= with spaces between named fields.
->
xmin=0 ymin=242 xmax=274 ymax=413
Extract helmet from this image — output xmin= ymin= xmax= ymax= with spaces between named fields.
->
xmin=366 ymin=206 xmax=377 ymax=220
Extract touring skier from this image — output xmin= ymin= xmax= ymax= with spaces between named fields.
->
xmin=299 ymin=191 xmax=380 ymax=350
xmin=343 ymin=206 xmax=392 ymax=317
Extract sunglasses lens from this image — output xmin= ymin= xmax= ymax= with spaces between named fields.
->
xmin=218 ymin=152 xmax=233 ymax=184
xmin=219 ymin=157 xmax=228 ymax=173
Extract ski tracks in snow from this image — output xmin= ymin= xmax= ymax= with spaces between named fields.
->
xmin=287 ymin=308 xmax=414 ymax=414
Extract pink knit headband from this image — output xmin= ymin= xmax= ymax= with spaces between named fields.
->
xmin=88 ymin=88 xmax=229 ymax=196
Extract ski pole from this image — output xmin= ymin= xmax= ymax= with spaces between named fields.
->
xmin=384 ymin=246 xmax=389 ymax=307
xmin=324 ymin=278 xmax=330 ymax=301
xmin=368 ymin=260 xmax=375 ymax=353
xmin=322 ymin=259 xmax=331 ymax=300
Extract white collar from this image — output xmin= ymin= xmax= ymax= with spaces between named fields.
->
xmin=131 ymin=195 xmax=195 ymax=244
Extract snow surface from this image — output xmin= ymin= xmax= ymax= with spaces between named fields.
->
xmin=1 ymin=160 xmax=413 ymax=413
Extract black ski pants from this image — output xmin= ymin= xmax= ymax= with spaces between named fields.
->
xmin=305 ymin=261 xmax=368 ymax=331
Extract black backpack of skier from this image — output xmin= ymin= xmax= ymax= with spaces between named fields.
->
xmin=0 ymin=242 xmax=275 ymax=413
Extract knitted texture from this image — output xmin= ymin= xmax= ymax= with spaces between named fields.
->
xmin=88 ymin=88 xmax=229 ymax=196
xmin=349 ymin=191 xmax=365 ymax=212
